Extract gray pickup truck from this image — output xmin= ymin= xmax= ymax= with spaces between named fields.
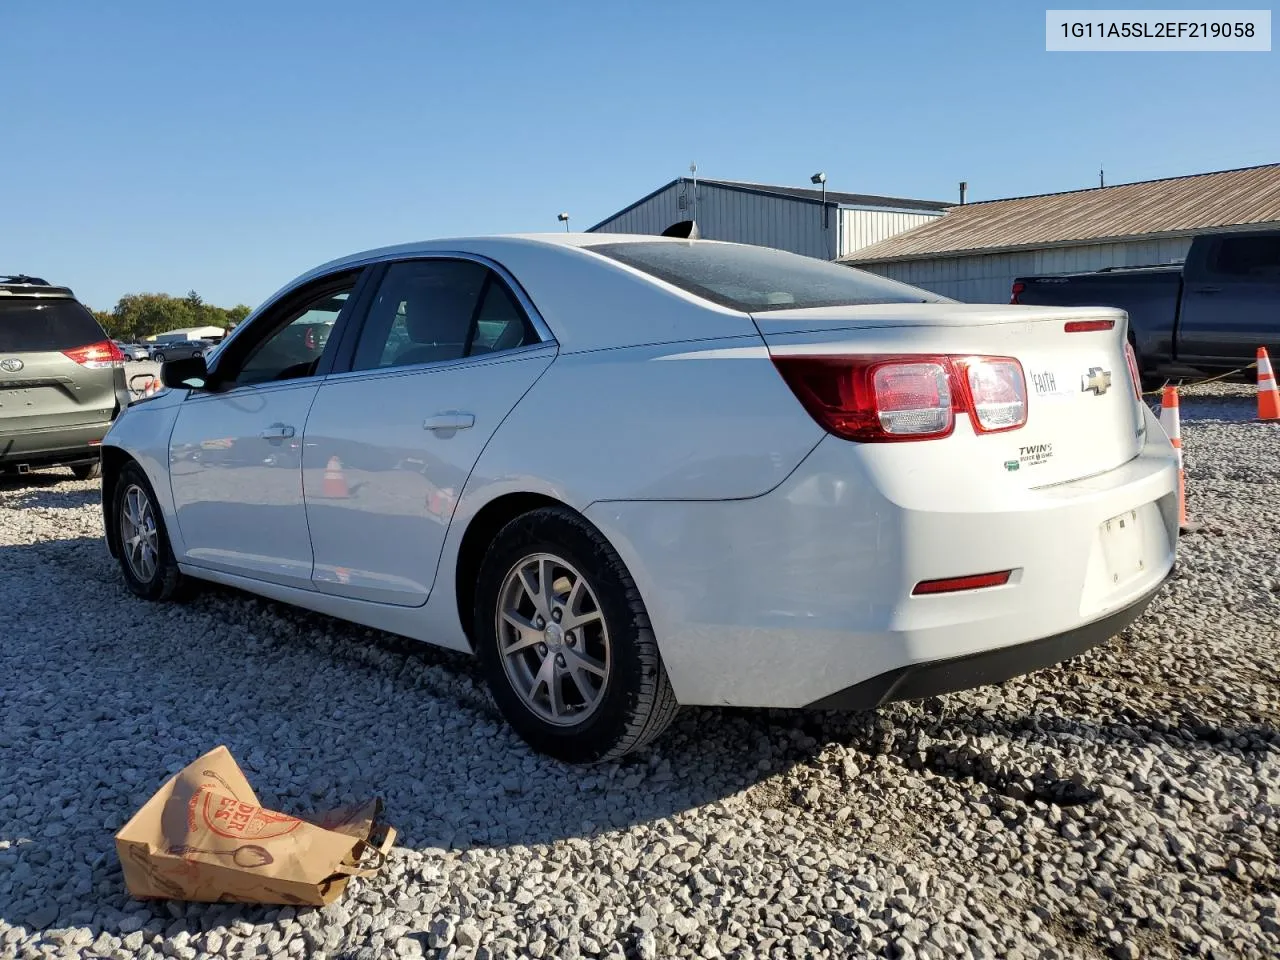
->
xmin=1011 ymin=230 xmax=1280 ymax=384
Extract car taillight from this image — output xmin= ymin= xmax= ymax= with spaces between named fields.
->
xmin=773 ymin=354 xmax=1029 ymax=442
xmin=1010 ymin=281 xmax=1025 ymax=304
xmin=957 ymin=357 xmax=1027 ymax=433
xmin=63 ymin=340 xmax=125 ymax=368
xmin=873 ymin=362 xmax=953 ymax=436
xmin=1123 ymin=341 xmax=1143 ymax=401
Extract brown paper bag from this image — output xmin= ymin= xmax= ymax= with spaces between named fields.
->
xmin=115 ymin=745 xmax=396 ymax=906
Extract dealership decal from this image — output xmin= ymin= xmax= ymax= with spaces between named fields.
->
xmin=1016 ymin=442 xmax=1053 ymax=467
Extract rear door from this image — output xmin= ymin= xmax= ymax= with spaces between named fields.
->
xmin=1177 ymin=234 xmax=1280 ymax=365
xmin=302 ymin=256 xmax=555 ymax=606
xmin=0 ymin=295 xmax=120 ymax=441
xmin=167 ymin=271 xmax=364 ymax=587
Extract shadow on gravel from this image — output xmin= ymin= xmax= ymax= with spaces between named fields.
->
xmin=0 ymin=536 xmax=830 ymax=944
xmin=0 ymin=470 xmax=76 ymax=492
xmin=4 ymin=533 xmax=1274 ymax=949
xmin=8 ymin=487 xmax=102 ymax=510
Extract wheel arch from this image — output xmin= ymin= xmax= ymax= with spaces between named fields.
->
xmin=454 ymin=491 xmax=604 ymax=649
xmin=100 ymin=445 xmax=135 ymax=559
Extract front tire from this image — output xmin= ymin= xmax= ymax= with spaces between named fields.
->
xmin=112 ymin=462 xmax=189 ymax=601
xmin=152 ymin=352 xmax=164 ymax=363
xmin=474 ymin=507 xmax=679 ymax=764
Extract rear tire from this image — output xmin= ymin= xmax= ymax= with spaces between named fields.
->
xmin=474 ymin=506 xmax=679 ymax=764
xmin=112 ymin=462 xmax=190 ymax=602
xmin=71 ymin=462 xmax=101 ymax=481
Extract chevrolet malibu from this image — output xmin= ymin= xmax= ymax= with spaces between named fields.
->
xmin=100 ymin=236 xmax=1179 ymax=762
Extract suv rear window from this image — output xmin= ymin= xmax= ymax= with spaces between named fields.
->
xmin=0 ymin=298 xmax=107 ymax=352
xmin=589 ymin=241 xmax=947 ymax=312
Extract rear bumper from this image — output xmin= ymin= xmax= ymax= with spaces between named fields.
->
xmin=0 ymin=421 xmax=111 ymax=468
xmin=586 ymin=405 xmax=1179 ymax=709
xmin=806 ymin=573 xmax=1168 ymax=709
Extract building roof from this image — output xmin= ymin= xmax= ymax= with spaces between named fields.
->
xmin=843 ymin=162 xmax=1280 ymax=264
xmin=588 ymin=178 xmax=950 ymax=231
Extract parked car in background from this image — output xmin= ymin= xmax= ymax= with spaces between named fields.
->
xmin=150 ymin=340 xmax=209 ymax=363
xmin=1012 ymin=229 xmax=1280 ymax=383
xmin=113 ymin=341 xmax=151 ymax=362
xmin=1 ymin=274 xmax=131 ymax=478
xmin=100 ymin=236 xmax=1178 ymax=762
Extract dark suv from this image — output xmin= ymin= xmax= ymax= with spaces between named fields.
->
xmin=0 ymin=275 xmax=131 ymax=478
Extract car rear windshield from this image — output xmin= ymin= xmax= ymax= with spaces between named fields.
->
xmin=588 ymin=241 xmax=948 ymax=312
xmin=0 ymin=298 xmax=107 ymax=352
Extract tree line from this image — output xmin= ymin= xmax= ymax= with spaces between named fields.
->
xmin=91 ymin=291 xmax=254 ymax=342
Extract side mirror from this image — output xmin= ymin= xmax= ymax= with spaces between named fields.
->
xmin=160 ymin=355 xmax=213 ymax=391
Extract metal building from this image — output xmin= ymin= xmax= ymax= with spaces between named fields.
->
xmin=843 ymin=163 xmax=1280 ymax=303
xmin=587 ymin=178 xmax=949 ymax=260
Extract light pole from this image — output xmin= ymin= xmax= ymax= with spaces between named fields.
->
xmin=557 ymin=212 xmax=570 ymax=232
xmin=811 ymin=172 xmax=829 ymax=257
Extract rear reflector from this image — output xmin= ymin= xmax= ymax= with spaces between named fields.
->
xmin=63 ymin=340 xmax=125 ymax=368
xmin=1064 ymin=319 xmax=1116 ymax=333
xmin=1123 ymin=341 xmax=1143 ymax=401
xmin=912 ymin=570 xmax=1012 ymax=595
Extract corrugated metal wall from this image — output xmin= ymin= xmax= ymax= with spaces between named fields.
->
xmin=857 ymin=236 xmax=1194 ymax=303
xmin=838 ymin=210 xmax=940 ymax=257
xmin=591 ymin=182 xmax=833 ymax=259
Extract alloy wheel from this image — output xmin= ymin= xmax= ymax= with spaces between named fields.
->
xmin=496 ymin=552 xmax=611 ymax=726
xmin=120 ymin=484 xmax=160 ymax=583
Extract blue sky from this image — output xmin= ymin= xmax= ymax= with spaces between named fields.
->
xmin=2 ymin=0 xmax=1276 ymax=310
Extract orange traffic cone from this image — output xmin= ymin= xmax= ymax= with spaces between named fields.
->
xmin=322 ymin=456 xmax=349 ymax=498
xmin=1158 ymin=386 xmax=1196 ymax=534
xmin=1257 ymin=347 xmax=1280 ymax=421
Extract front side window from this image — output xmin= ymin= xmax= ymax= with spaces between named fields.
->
xmin=589 ymin=240 xmax=948 ymax=312
xmin=231 ymin=286 xmax=353 ymax=386
xmin=351 ymin=259 xmax=535 ymax=372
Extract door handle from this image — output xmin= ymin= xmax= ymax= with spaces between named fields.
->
xmin=423 ymin=412 xmax=475 ymax=434
xmin=260 ymin=423 xmax=296 ymax=440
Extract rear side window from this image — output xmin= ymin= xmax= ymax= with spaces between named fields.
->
xmin=589 ymin=241 xmax=947 ymax=312
xmin=1211 ymin=236 xmax=1280 ymax=278
xmin=351 ymin=259 xmax=536 ymax=372
xmin=0 ymin=299 xmax=107 ymax=352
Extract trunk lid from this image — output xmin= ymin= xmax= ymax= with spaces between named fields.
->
xmin=755 ymin=303 xmax=1144 ymax=489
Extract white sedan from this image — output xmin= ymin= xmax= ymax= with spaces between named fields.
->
xmin=101 ymin=235 xmax=1179 ymax=762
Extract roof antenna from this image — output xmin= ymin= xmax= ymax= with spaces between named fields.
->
xmin=1100 ymin=166 xmax=1105 ymax=188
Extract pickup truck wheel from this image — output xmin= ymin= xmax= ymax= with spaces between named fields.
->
xmin=71 ymin=462 xmax=101 ymax=481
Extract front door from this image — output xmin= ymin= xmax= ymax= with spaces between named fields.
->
xmin=302 ymin=257 xmax=554 ymax=605
xmin=168 ymin=273 xmax=361 ymax=587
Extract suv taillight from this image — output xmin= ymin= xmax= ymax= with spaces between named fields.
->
xmin=62 ymin=340 xmax=125 ymax=368
xmin=772 ymin=354 xmax=1028 ymax=442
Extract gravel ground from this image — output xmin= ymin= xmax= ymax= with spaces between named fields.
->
xmin=1 ymin=382 xmax=1276 ymax=960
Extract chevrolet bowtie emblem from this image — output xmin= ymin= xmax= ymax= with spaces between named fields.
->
xmin=1081 ymin=367 xmax=1112 ymax=395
